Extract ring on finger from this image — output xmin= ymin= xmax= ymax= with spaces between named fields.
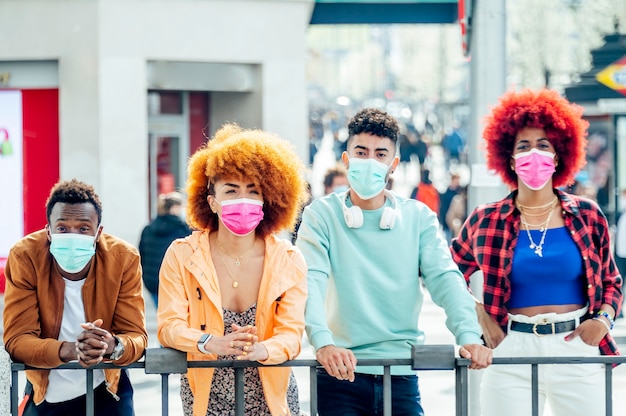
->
xmin=230 ymin=341 xmax=234 ymax=348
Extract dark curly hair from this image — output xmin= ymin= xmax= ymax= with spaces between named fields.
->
xmin=46 ymin=179 xmax=103 ymax=223
xmin=347 ymin=108 xmax=399 ymax=148
xmin=186 ymin=123 xmax=309 ymax=237
xmin=483 ymin=89 xmax=588 ymax=189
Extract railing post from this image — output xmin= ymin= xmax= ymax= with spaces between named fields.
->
xmin=0 ymin=348 xmax=11 ymax=416
xmin=456 ymin=363 xmax=469 ymax=416
xmin=383 ymin=365 xmax=392 ymax=416
xmin=161 ymin=374 xmax=170 ymax=416
xmin=85 ymin=369 xmax=94 ymax=416
xmin=531 ymin=364 xmax=539 ymax=416
xmin=309 ymin=365 xmax=318 ymax=415
xmin=605 ymin=364 xmax=613 ymax=416
xmin=234 ymin=363 xmax=246 ymax=416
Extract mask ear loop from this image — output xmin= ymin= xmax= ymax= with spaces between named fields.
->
xmin=94 ymin=225 xmax=104 ymax=245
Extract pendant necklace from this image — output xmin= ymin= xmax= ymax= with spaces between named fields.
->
xmin=218 ymin=241 xmax=255 ymax=267
xmin=521 ymin=204 xmax=555 ymax=258
xmin=218 ymin=240 xmax=256 ymax=288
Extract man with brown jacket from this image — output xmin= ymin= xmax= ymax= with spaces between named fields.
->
xmin=3 ymin=179 xmax=147 ymax=415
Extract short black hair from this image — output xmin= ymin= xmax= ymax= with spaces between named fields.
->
xmin=347 ymin=108 xmax=399 ymax=146
xmin=46 ymin=179 xmax=103 ymax=223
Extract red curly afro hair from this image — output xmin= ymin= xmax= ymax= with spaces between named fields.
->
xmin=483 ymin=89 xmax=588 ymax=189
xmin=186 ymin=123 xmax=309 ymax=237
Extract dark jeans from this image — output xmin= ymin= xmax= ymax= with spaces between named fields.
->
xmin=24 ymin=369 xmax=134 ymax=416
xmin=316 ymin=368 xmax=424 ymax=416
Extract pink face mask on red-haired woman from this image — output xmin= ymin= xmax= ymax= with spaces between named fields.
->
xmin=513 ymin=149 xmax=556 ymax=190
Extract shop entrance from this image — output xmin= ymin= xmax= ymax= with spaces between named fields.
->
xmin=147 ymin=91 xmax=189 ymax=220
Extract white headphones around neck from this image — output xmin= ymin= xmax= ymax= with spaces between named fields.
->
xmin=341 ymin=190 xmax=397 ymax=230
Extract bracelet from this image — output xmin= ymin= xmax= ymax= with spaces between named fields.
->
xmin=595 ymin=310 xmax=614 ymax=330
xmin=593 ymin=317 xmax=612 ymax=333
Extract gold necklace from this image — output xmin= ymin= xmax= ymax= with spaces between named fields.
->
xmin=516 ymin=196 xmax=557 ymax=210
xmin=520 ymin=216 xmax=550 ymax=231
xmin=516 ymin=204 xmax=555 ymax=217
xmin=218 ymin=241 xmax=255 ymax=267
xmin=218 ymin=240 xmax=256 ymax=288
xmin=522 ymin=205 xmax=555 ymax=257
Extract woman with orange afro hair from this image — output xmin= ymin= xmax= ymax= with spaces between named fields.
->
xmin=157 ymin=124 xmax=309 ymax=416
xmin=451 ymin=89 xmax=622 ymax=416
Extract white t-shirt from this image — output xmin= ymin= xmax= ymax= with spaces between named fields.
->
xmin=45 ymin=278 xmax=106 ymax=403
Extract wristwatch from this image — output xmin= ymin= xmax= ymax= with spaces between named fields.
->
xmin=198 ymin=334 xmax=213 ymax=354
xmin=108 ymin=336 xmax=125 ymax=361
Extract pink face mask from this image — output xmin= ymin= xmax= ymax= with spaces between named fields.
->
xmin=218 ymin=198 xmax=264 ymax=236
xmin=513 ymin=148 xmax=556 ymax=191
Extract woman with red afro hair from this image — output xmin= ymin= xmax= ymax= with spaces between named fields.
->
xmin=451 ymin=89 xmax=622 ymax=416
xmin=157 ymin=123 xmax=309 ymax=416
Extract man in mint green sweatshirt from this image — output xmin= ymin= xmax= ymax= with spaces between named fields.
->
xmin=296 ymin=108 xmax=492 ymax=416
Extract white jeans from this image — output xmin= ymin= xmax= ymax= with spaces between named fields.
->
xmin=481 ymin=307 xmax=606 ymax=416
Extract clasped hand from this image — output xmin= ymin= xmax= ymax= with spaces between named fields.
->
xmin=210 ymin=324 xmax=269 ymax=361
xmin=74 ymin=319 xmax=115 ymax=368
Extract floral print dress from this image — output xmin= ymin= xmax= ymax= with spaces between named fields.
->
xmin=180 ymin=304 xmax=301 ymax=416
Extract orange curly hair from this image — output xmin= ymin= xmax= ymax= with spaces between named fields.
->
xmin=186 ymin=124 xmax=309 ymax=237
xmin=483 ymin=89 xmax=588 ymax=189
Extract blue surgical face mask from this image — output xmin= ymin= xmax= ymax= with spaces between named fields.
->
xmin=49 ymin=233 xmax=97 ymax=274
xmin=332 ymin=185 xmax=349 ymax=194
xmin=347 ymin=158 xmax=391 ymax=200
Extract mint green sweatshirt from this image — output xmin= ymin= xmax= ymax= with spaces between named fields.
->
xmin=296 ymin=191 xmax=482 ymax=375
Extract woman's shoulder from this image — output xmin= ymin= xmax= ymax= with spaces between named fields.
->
xmin=461 ymin=195 xmax=515 ymax=231
xmin=265 ymin=234 xmax=301 ymax=255
xmin=557 ymin=190 xmax=606 ymax=220
xmin=166 ymin=230 xmax=205 ymax=253
xmin=265 ymin=235 xmax=307 ymax=269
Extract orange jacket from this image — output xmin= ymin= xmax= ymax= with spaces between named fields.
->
xmin=157 ymin=231 xmax=307 ymax=416
xmin=416 ymin=183 xmax=440 ymax=214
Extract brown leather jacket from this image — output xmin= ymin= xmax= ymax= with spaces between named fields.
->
xmin=3 ymin=230 xmax=148 ymax=404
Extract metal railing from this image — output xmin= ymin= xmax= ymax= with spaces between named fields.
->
xmin=7 ymin=345 xmax=626 ymax=416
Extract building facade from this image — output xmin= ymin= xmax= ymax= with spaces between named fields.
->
xmin=0 ymin=0 xmax=314 ymax=256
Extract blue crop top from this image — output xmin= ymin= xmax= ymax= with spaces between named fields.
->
xmin=509 ymin=227 xmax=585 ymax=309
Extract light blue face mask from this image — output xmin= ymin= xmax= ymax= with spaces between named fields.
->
xmin=49 ymin=233 xmax=97 ymax=274
xmin=347 ymin=158 xmax=391 ymax=200
xmin=332 ymin=185 xmax=349 ymax=194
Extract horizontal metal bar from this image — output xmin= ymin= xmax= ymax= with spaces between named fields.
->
xmin=9 ymin=346 xmax=626 ymax=416
xmin=13 ymin=352 xmax=626 ymax=373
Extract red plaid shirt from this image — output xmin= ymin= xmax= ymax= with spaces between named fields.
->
xmin=451 ymin=189 xmax=623 ymax=356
